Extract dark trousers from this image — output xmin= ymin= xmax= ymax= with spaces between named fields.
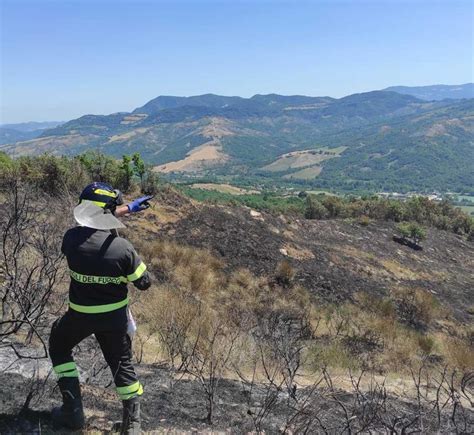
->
xmin=49 ymin=307 xmax=139 ymax=395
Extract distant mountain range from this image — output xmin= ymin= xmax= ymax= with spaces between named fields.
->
xmin=1 ymin=85 xmax=473 ymax=193
xmin=0 ymin=121 xmax=64 ymax=145
xmin=383 ymin=83 xmax=474 ymax=101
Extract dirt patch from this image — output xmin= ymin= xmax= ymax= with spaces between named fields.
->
xmin=425 ymin=123 xmax=447 ymax=137
xmin=199 ymin=117 xmax=235 ymax=138
xmin=120 ymin=114 xmax=148 ymax=125
xmin=280 ymin=243 xmax=315 ymax=260
xmin=263 ymin=147 xmax=346 ymax=172
xmin=153 ymin=118 xmax=236 ymax=173
xmin=191 ymin=183 xmax=260 ymax=195
xmin=108 ymin=128 xmax=150 ymax=142
xmin=283 ymin=165 xmax=322 ymax=179
xmin=154 ymin=141 xmax=228 ymax=173
xmin=379 ymin=259 xmax=432 ymax=281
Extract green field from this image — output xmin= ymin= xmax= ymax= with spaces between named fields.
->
xmin=307 ymin=190 xmax=340 ymax=197
xmin=458 ymin=205 xmax=474 ymax=216
xmin=454 ymin=195 xmax=474 ymax=216
xmin=458 ymin=195 xmax=474 ymax=201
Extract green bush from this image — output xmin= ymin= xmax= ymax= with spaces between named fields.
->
xmin=322 ymin=196 xmax=345 ymax=218
xmin=182 ymin=185 xmax=473 ymax=238
xmin=140 ymin=168 xmax=160 ymax=195
xmin=0 ymin=151 xmax=155 ymax=196
xmin=396 ymin=222 xmax=427 ymax=245
xmin=77 ymin=150 xmax=120 ymax=185
xmin=305 ymin=195 xmax=328 ymax=219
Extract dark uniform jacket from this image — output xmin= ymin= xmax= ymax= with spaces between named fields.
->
xmin=61 ymin=227 xmax=150 ymax=313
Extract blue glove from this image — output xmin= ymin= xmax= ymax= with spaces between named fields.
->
xmin=127 ymin=195 xmax=153 ymax=213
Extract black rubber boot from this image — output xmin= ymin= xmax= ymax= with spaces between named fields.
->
xmin=120 ymin=397 xmax=140 ymax=435
xmin=51 ymin=377 xmax=85 ymax=430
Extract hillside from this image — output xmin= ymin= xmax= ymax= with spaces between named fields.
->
xmin=0 ymin=121 xmax=64 ymax=145
xmin=0 ymin=128 xmax=40 ymax=145
xmin=0 ymin=182 xmax=473 ymax=433
xmin=312 ymin=99 xmax=474 ymax=192
xmin=1 ymin=90 xmax=473 ymax=192
xmin=141 ymin=191 xmax=473 ymax=321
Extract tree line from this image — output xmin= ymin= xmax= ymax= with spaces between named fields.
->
xmin=0 ymin=151 xmax=159 ymax=195
xmin=304 ymin=193 xmax=474 ymax=239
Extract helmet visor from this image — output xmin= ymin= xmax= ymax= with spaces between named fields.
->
xmin=74 ymin=201 xmax=125 ymax=230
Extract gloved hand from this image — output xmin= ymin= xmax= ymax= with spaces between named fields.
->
xmin=127 ymin=195 xmax=154 ymax=213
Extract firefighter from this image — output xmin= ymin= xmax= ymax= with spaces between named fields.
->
xmin=49 ymin=182 xmax=153 ymax=434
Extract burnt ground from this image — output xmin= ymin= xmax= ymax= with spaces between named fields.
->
xmin=1 ymin=192 xmax=473 ymax=433
xmin=130 ymin=199 xmax=474 ymax=323
xmin=1 ymin=356 xmax=472 ymax=435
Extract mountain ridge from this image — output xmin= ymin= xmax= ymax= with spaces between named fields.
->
xmin=383 ymin=83 xmax=474 ymax=101
xmin=1 ymin=87 xmax=473 ymax=193
xmin=0 ymin=121 xmax=65 ymax=145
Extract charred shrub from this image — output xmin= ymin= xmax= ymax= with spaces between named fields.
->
xmin=274 ymin=260 xmax=296 ymax=287
xmin=394 ymin=288 xmax=439 ymax=331
xmin=342 ymin=330 xmax=384 ymax=357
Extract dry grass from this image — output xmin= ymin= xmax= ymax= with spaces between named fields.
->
xmin=190 ymin=183 xmax=260 ymax=195
xmin=283 ymin=165 xmax=322 ymax=180
xmin=129 ymin=238 xmax=472 ymax=381
xmin=108 ymin=128 xmax=150 ymax=142
xmin=154 ymin=141 xmax=228 ymax=173
xmin=134 ymin=283 xmax=203 ymax=366
xmin=280 ymin=243 xmax=315 ymax=260
xmin=308 ymin=341 xmax=359 ymax=371
xmin=440 ymin=336 xmax=474 ymax=371
xmin=305 ymin=290 xmax=471 ymax=374
xmin=199 ymin=117 xmax=235 ymax=138
xmin=264 ymin=147 xmax=346 ymax=172
xmin=380 ymin=259 xmax=432 ymax=281
xmin=335 ymin=245 xmax=377 ymax=262
xmin=391 ymin=286 xmax=447 ymax=329
xmin=137 ymin=239 xmax=224 ymax=296
xmin=6 ymin=134 xmax=97 ymax=156
xmin=274 ymin=260 xmax=296 ymax=286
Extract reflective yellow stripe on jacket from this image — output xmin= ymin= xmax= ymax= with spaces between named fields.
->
xmin=68 ymin=263 xmax=146 ymax=314
xmin=69 ymin=297 xmax=129 ymax=314
xmin=127 ymin=262 xmax=147 ymax=281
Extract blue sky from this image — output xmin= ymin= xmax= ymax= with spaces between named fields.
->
xmin=0 ymin=0 xmax=472 ymax=123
